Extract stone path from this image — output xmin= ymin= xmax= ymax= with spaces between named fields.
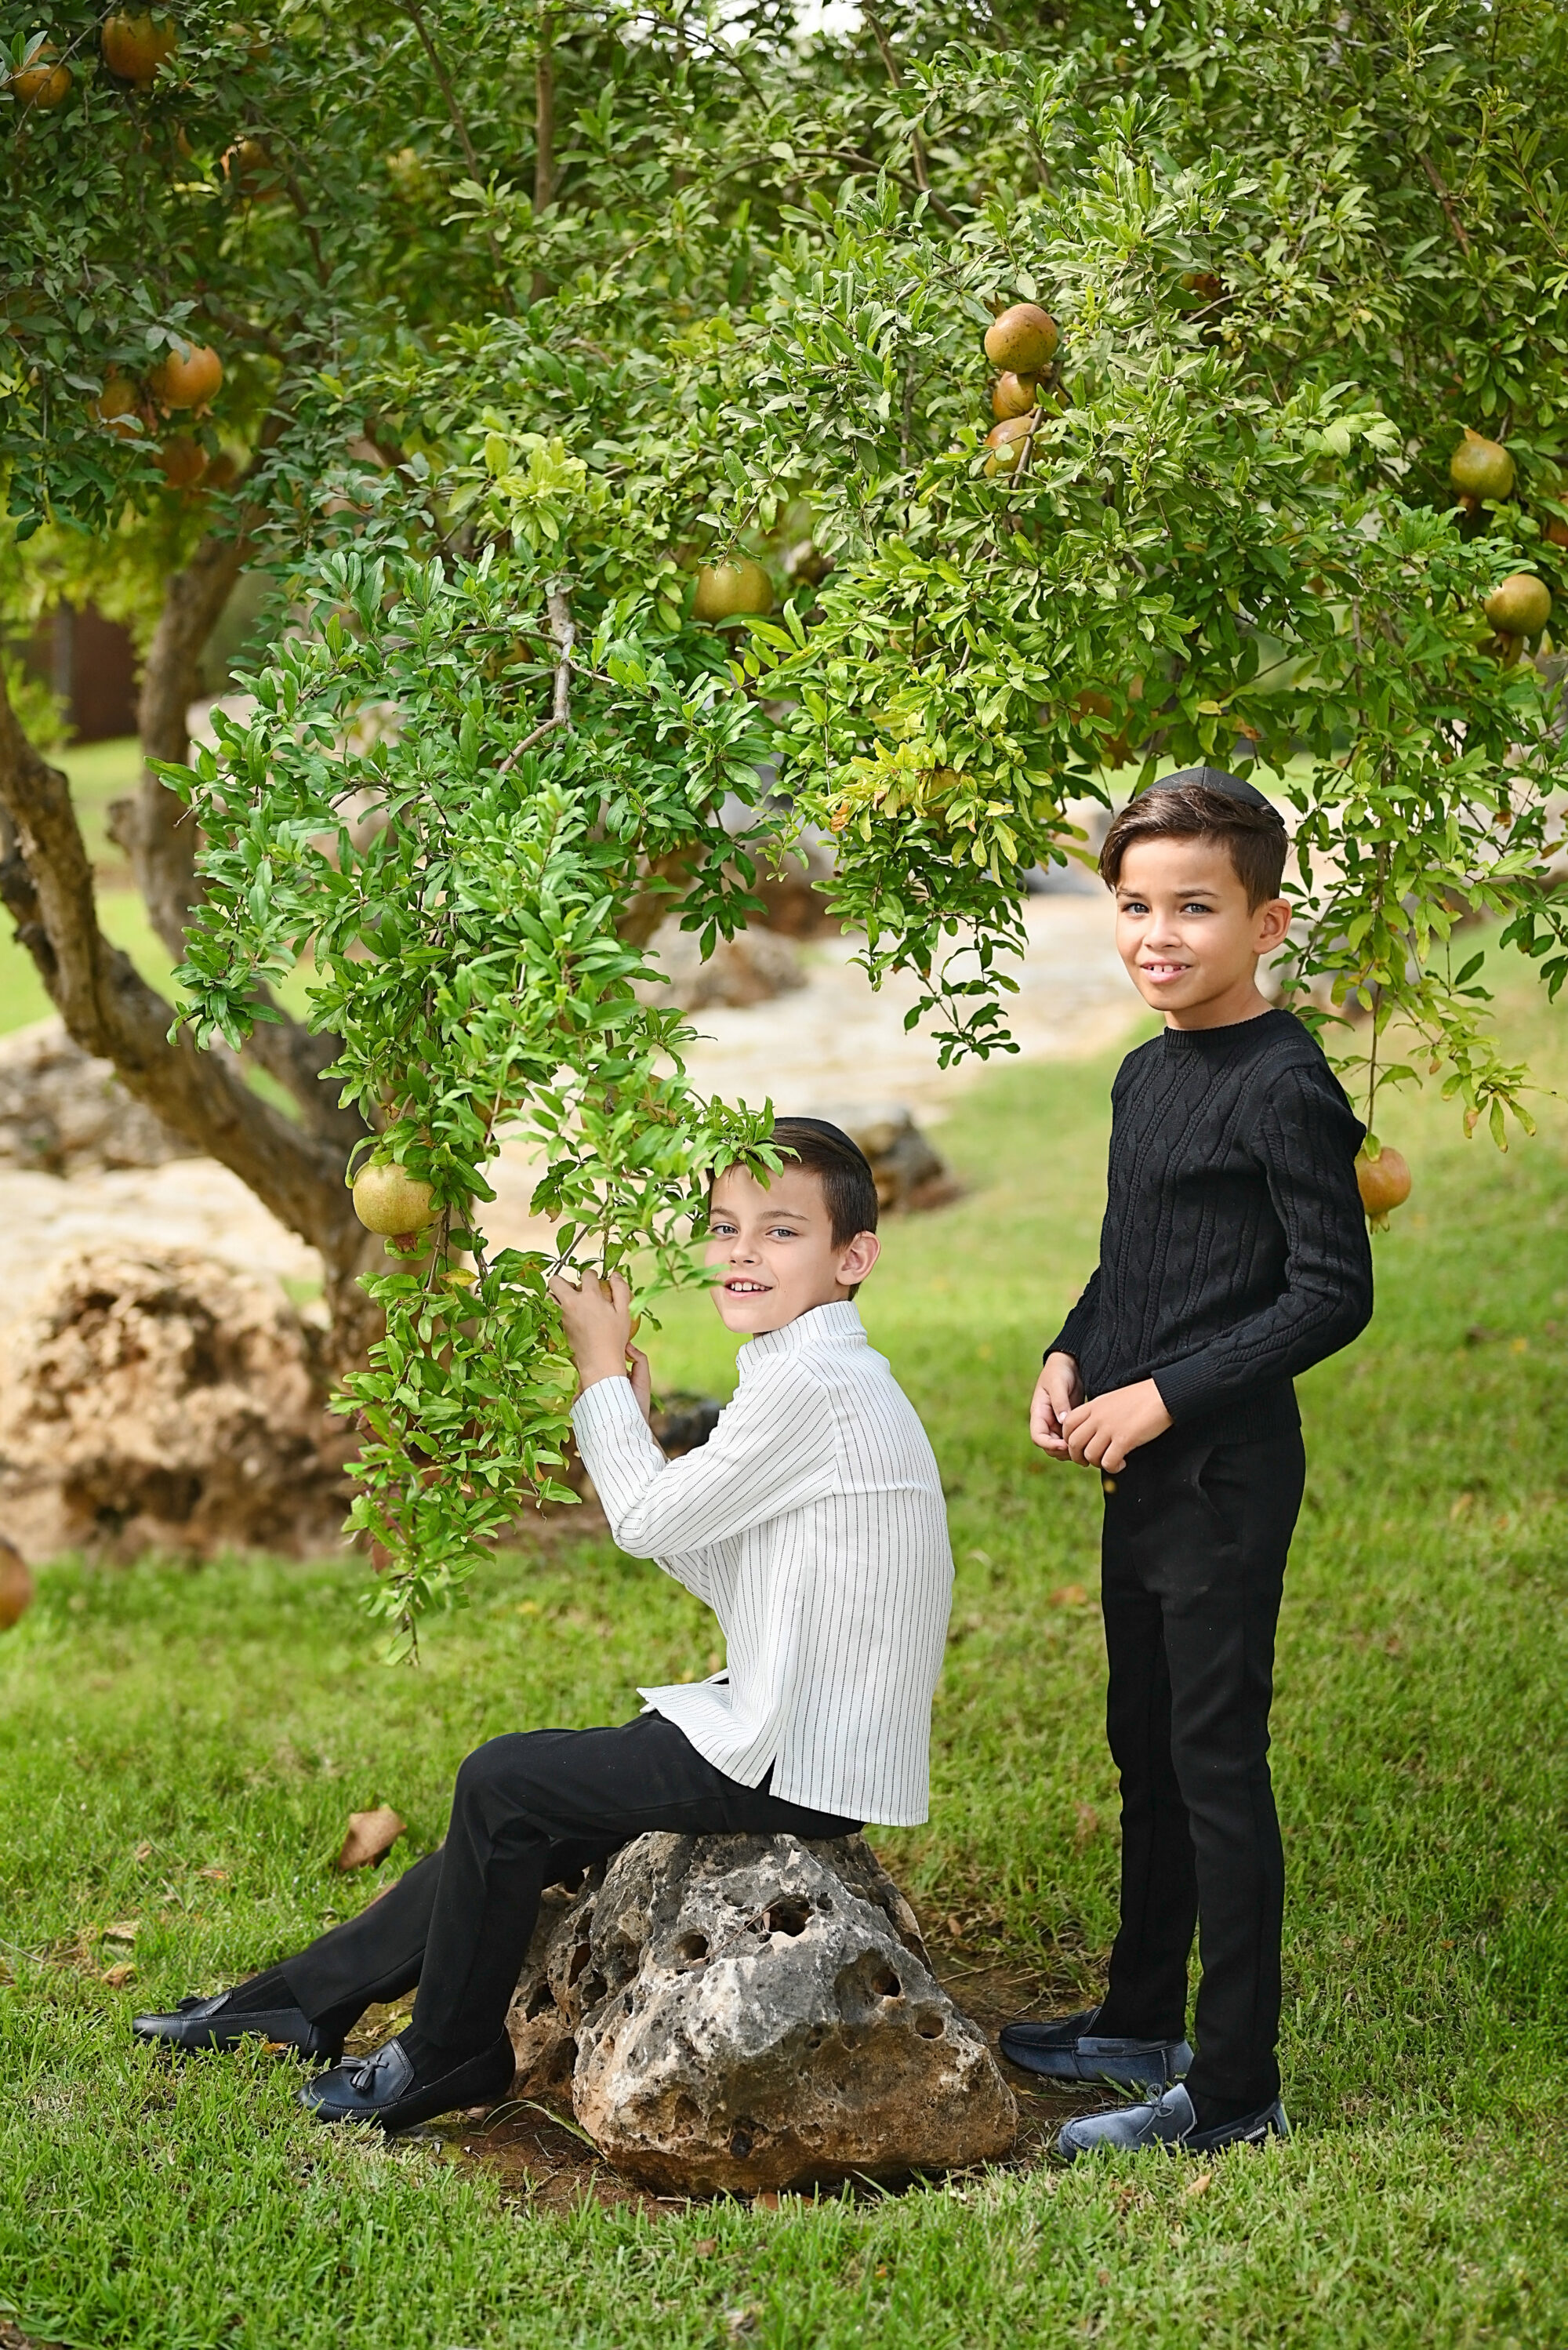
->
xmin=0 ymin=897 xmax=1136 ymax=1312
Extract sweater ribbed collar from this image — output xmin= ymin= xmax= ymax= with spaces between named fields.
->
xmin=740 ymin=1298 xmax=867 ymax=1367
xmin=1160 ymin=1007 xmax=1299 ymax=1055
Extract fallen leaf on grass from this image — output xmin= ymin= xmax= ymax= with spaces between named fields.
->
xmin=1051 ymin=1584 xmax=1089 ymax=1607
xmin=1185 ymin=2170 xmax=1213 ymax=2197
xmin=336 ymin=1807 xmax=406 ymax=1872
xmin=133 ymin=1841 xmax=153 ymax=1861
xmin=102 ymin=1919 xmax=140 ymax=1945
xmin=103 ymin=1962 xmax=136 ymax=1989
xmin=197 ymin=1865 xmax=229 ymax=1883
xmin=692 ymin=2237 xmax=718 ymax=2257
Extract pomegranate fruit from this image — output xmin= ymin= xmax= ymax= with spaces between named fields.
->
xmin=990 ymin=372 xmax=1037 ymax=421
xmin=1450 ymin=428 xmax=1515 ymax=504
xmin=692 ymin=560 xmax=772 ymax=622
xmin=1483 ymin=572 xmax=1552 ymax=637
xmin=352 ymin=1162 xmax=437 ymax=1237
xmin=1356 ymin=1145 xmax=1411 ymax=1227
xmin=983 ymin=303 xmax=1058 ymax=374
xmin=149 ymin=340 xmax=223 ymax=409
xmin=101 ymin=10 xmax=178 ymax=85
xmin=9 ymin=44 xmax=72 ymax=107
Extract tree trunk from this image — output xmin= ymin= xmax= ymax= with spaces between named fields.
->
xmin=110 ymin=496 xmax=370 ymax=1156
xmin=0 ymin=671 xmax=383 ymax=1372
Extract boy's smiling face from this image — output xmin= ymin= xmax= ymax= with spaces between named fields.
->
xmin=705 ymin=1163 xmax=880 ymax=1335
xmin=1115 ymin=834 xmax=1292 ymax=1030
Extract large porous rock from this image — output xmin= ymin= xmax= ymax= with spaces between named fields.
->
xmin=0 ymin=1247 xmax=354 ymax=1561
xmin=0 ymin=1019 xmax=193 ymax=1175
xmin=806 ymin=1103 xmax=963 ymax=1215
xmin=506 ymin=1832 xmax=1017 ymax=2194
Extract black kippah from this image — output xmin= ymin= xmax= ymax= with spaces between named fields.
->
xmin=1135 ymin=765 xmax=1285 ymax=823
xmin=772 ymin=1115 xmax=875 ymax=1178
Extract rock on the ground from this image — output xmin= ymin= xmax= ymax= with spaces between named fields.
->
xmin=0 ymin=1019 xmax=194 ymax=1175
xmin=0 ymin=1247 xmax=354 ymax=1561
xmin=506 ymin=1831 xmax=1017 ymax=2193
xmin=639 ymin=922 xmax=808 ymax=1011
xmin=807 ymin=1103 xmax=963 ymax=1214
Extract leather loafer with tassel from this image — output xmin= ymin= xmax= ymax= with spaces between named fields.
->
xmin=1000 ymin=2005 xmax=1193 ymax=2090
xmin=132 ymin=1991 xmax=342 ymax=2064
xmin=299 ymin=2030 xmax=516 ymax=2134
xmin=1057 ymin=2081 xmax=1290 ymax=2161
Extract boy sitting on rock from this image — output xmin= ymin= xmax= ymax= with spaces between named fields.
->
xmin=1000 ymin=769 xmax=1374 ymax=2159
xmin=134 ymin=1119 xmax=955 ymax=2134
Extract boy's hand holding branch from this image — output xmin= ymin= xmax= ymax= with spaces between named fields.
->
xmin=548 ymin=1268 xmax=652 ymax=1422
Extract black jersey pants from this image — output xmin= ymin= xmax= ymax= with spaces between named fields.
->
xmin=1092 ymin=1422 xmax=1306 ymax=2112
xmin=279 ymin=1712 xmax=858 ymax=2057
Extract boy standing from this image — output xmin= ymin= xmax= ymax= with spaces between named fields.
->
xmin=1000 ymin=769 xmax=1373 ymax=2156
xmin=133 ymin=1120 xmax=953 ymax=2134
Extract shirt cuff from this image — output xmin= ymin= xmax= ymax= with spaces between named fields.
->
xmin=570 ymin=1372 xmax=645 ymax=1446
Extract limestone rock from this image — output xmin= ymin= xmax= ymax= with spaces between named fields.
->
xmin=0 ymin=1019 xmax=193 ymax=1176
xmin=639 ymin=922 xmax=807 ymax=1012
xmin=506 ymin=1832 xmax=1017 ymax=2193
xmin=0 ymin=1247 xmax=354 ymax=1561
xmin=804 ymin=1103 xmax=963 ymax=1214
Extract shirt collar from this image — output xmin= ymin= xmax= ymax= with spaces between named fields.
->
xmin=741 ymin=1298 xmax=867 ymax=1364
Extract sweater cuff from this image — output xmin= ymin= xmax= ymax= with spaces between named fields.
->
xmin=1149 ymin=1353 xmax=1221 ymax=1425
xmin=1044 ymin=1310 xmax=1089 ymax=1367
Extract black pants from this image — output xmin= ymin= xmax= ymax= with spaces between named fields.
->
xmin=280 ymin=1713 xmax=858 ymax=2055
xmin=1094 ymin=1424 xmax=1305 ymax=2110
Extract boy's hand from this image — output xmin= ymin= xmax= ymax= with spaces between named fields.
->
xmin=548 ymin=1269 xmax=637 ymax=1396
xmin=1062 ymin=1378 xmax=1172 ymax=1473
xmin=1030 ymin=1352 xmax=1083 ymax=1458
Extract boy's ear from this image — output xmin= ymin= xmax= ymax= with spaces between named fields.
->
xmin=1253 ymin=896 xmax=1292 ymax=953
xmin=837 ymin=1230 xmax=880 ymax=1287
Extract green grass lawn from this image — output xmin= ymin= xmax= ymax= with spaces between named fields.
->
xmin=2 ymin=950 xmax=1566 ymax=2347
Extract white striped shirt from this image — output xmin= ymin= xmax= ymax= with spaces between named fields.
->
xmin=570 ymin=1300 xmax=953 ymax=1826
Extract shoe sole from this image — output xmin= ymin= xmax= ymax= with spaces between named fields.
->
xmin=133 ymin=2021 xmax=341 ymax=2063
xmin=1003 ymin=2050 xmax=1183 ymax=2087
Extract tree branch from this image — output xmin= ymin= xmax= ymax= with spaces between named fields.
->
xmin=1417 ymin=148 xmax=1472 ymax=255
xmin=0 ymin=670 xmax=381 ymax=1368
xmin=397 ymin=0 xmax=510 ymax=296
xmin=497 ymin=586 xmax=575 ymax=773
xmin=535 ymin=5 xmax=557 ymax=213
xmin=861 ymin=8 xmax=938 ymax=209
xmin=108 ymin=428 xmax=369 ymax=1153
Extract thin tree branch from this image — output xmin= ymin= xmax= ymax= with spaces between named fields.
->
xmin=496 ymin=586 xmax=575 ymax=773
xmin=535 ymin=5 xmax=557 ymax=213
xmin=397 ymin=0 xmax=511 ymax=298
xmin=1417 ymin=148 xmax=1472 ymax=255
xmin=862 ymin=7 xmax=937 ymax=204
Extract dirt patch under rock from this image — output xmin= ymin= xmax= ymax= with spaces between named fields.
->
xmin=367 ymin=1952 xmax=1101 ymax=2207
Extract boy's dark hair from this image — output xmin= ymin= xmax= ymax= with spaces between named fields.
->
xmin=1099 ymin=767 xmax=1288 ymax=909
xmin=768 ymin=1117 xmax=879 ymax=1246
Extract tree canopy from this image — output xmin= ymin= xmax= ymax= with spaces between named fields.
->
xmin=4 ymin=0 xmax=1566 ymax=1640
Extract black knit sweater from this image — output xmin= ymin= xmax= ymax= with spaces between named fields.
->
xmin=1048 ymin=1008 xmax=1374 ymax=1443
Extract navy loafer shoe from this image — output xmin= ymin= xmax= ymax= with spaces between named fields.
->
xmin=1056 ymin=2081 xmax=1290 ymax=2160
xmin=1000 ymin=2005 xmax=1193 ymax=2090
xmin=132 ymin=1991 xmax=342 ymax=2064
xmin=300 ymin=2030 xmax=516 ymax=2134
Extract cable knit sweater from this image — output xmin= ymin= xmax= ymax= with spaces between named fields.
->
xmin=1047 ymin=1008 xmax=1374 ymax=1442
